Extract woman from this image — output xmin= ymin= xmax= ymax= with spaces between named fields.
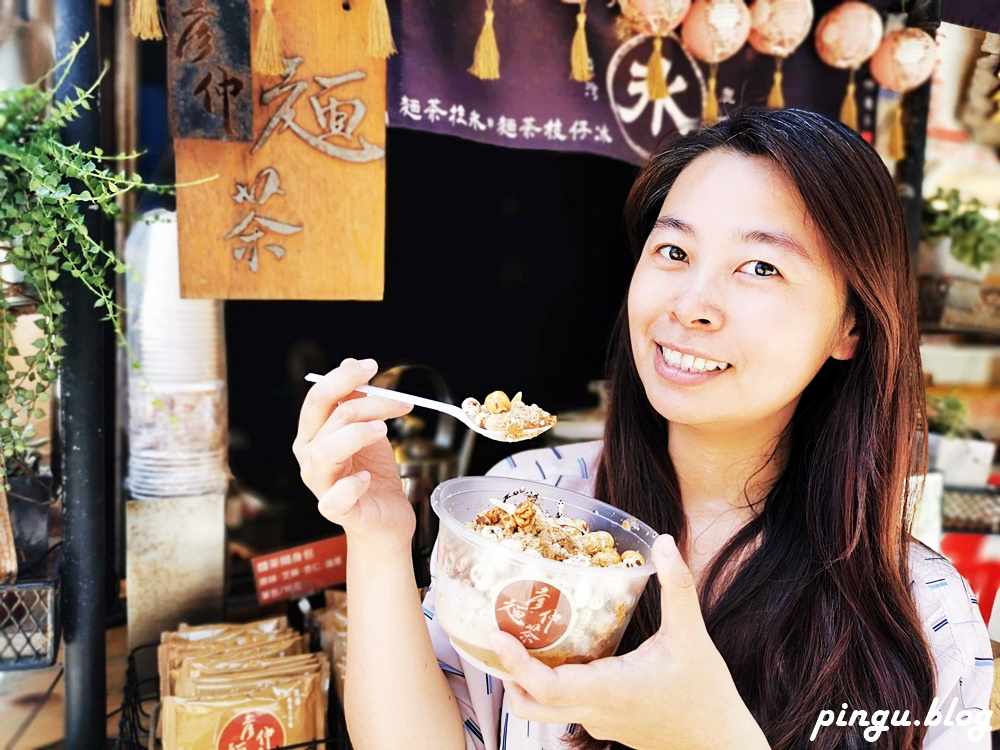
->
xmin=293 ymin=109 xmax=992 ymax=750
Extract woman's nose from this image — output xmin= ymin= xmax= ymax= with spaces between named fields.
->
xmin=671 ymin=278 xmax=724 ymax=330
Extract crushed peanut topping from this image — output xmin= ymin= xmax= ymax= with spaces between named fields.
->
xmin=464 ymin=487 xmax=646 ymax=568
xmin=461 ymin=391 xmax=557 ymax=440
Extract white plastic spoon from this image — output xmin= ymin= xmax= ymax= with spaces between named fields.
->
xmin=304 ymin=374 xmax=553 ymax=443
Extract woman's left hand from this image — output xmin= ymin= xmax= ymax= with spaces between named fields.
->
xmin=490 ymin=535 xmax=771 ymax=750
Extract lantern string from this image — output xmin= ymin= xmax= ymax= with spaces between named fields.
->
xmin=368 ymin=0 xmax=398 ymax=58
xmin=647 ymin=36 xmax=669 ymax=100
xmin=130 ymin=0 xmax=164 ymax=39
xmin=571 ymin=0 xmax=594 ymax=82
xmin=839 ymin=68 xmax=859 ymax=130
xmin=255 ymin=0 xmax=288 ymax=76
xmin=767 ymin=56 xmax=785 ymax=108
xmin=469 ymin=0 xmax=501 ymax=79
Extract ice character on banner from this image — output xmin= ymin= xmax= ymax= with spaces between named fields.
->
xmin=606 ymin=31 xmax=703 ymax=162
xmin=224 ymin=168 xmax=303 ymax=273
xmin=252 ymin=57 xmax=385 ymax=163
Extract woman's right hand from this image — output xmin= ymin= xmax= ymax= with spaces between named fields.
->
xmin=293 ymin=358 xmax=416 ymax=556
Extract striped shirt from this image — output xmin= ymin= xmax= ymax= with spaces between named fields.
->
xmin=424 ymin=440 xmax=994 ymax=749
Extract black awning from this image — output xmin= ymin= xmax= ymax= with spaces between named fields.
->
xmin=942 ymin=1 xmax=1000 ymax=34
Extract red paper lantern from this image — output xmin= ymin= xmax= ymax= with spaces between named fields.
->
xmin=869 ymin=26 xmax=936 ymax=93
xmin=681 ymin=0 xmax=751 ymax=124
xmin=815 ymin=1 xmax=882 ymax=69
xmin=749 ymin=0 xmax=814 ymax=58
xmin=682 ymin=0 xmax=751 ymax=63
xmin=815 ymin=2 xmax=883 ymax=130
xmin=748 ymin=0 xmax=814 ymax=108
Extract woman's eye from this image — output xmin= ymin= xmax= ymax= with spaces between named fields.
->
xmin=658 ymin=245 xmax=687 ymax=261
xmin=739 ymin=260 xmax=780 ymax=277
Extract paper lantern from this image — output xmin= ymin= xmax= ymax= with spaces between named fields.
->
xmin=869 ymin=27 xmax=936 ymax=160
xmin=748 ymin=0 xmax=814 ymax=108
xmin=618 ymin=0 xmax=692 ymax=100
xmin=681 ymin=0 xmax=751 ymax=124
xmin=815 ymin=2 xmax=883 ymax=130
xmin=619 ymin=0 xmax=692 ymax=36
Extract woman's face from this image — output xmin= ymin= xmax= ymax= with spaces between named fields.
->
xmin=628 ymin=150 xmax=858 ymax=431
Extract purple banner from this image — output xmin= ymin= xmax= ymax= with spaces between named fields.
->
xmin=388 ymin=0 xmax=892 ymax=166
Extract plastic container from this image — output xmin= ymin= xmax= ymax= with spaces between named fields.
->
xmin=430 ymin=477 xmax=658 ymax=679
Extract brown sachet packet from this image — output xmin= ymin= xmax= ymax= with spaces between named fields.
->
xmin=160 ymin=632 xmax=308 ymax=699
xmin=162 ymin=671 xmax=324 ymax=750
xmin=174 ymin=616 xmax=288 ymax=638
xmin=315 ymin=591 xmax=348 ymax=708
xmin=177 ymin=652 xmax=320 ymax=688
xmin=175 ymin=655 xmax=328 ymax=699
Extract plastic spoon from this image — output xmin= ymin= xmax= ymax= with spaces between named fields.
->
xmin=303 ymin=374 xmax=553 ymax=443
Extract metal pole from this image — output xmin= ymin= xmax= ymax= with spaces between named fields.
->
xmin=895 ymin=0 xmax=942 ymax=266
xmin=54 ymin=1 xmax=108 ymax=746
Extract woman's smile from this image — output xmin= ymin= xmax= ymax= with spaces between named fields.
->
xmin=654 ymin=344 xmax=731 ymax=385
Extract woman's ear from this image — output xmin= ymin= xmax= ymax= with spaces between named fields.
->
xmin=831 ymin=311 xmax=859 ymax=361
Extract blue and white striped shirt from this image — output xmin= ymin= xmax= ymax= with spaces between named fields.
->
xmin=424 ymin=440 xmax=993 ymax=749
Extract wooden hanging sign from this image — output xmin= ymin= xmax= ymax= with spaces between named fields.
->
xmin=173 ymin=0 xmax=386 ymax=300
xmin=167 ymin=0 xmax=254 ymax=141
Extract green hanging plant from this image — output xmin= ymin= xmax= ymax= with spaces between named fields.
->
xmin=0 ymin=35 xmax=174 ymax=483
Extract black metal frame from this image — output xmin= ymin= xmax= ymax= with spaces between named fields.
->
xmin=54 ymin=1 xmax=109 ymax=747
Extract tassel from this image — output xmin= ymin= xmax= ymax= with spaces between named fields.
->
xmin=368 ymin=0 xmax=397 ymax=59
xmin=255 ymin=0 xmax=287 ymax=76
xmin=704 ymin=64 xmax=719 ymax=125
xmin=570 ymin=2 xmax=592 ymax=82
xmin=767 ymin=57 xmax=785 ymax=109
xmin=889 ymin=101 xmax=906 ymax=161
xmin=647 ymin=37 xmax=668 ymax=100
xmin=130 ymin=0 xmax=163 ymax=40
xmin=840 ymin=71 xmax=858 ymax=131
xmin=469 ymin=0 xmax=501 ymax=80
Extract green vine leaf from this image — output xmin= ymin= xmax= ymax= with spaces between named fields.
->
xmin=0 ymin=33 xmax=174 ymax=484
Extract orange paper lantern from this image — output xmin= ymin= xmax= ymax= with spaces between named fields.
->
xmin=869 ymin=26 xmax=936 ymax=93
xmin=869 ymin=26 xmax=936 ymax=160
xmin=815 ymin=2 xmax=883 ymax=130
xmin=748 ymin=0 xmax=814 ymax=108
xmin=681 ymin=0 xmax=750 ymax=124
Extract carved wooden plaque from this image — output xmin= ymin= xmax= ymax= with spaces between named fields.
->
xmin=167 ymin=0 xmax=253 ymax=141
xmin=174 ymin=0 xmax=386 ymax=300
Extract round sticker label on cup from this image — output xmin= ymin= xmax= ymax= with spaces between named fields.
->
xmin=494 ymin=580 xmax=572 ymax=650
xmin=217 ymin=710 xmax=285 ymax=750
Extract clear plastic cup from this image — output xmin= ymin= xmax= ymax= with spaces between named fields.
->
xmin=430 ymin=476 xmax=658 ymax=679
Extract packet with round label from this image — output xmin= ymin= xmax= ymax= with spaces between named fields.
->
xmin=161 ymin=672 xmax=325 ymax=750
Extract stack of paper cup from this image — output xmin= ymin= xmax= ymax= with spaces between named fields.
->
xmin=125 ymin=211 xmax=230 ymax=500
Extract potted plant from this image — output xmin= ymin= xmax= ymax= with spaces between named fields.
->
xmin=925 ymin=392 xmax=997 ymax=487
xmin=0 ymin=35 xmax=170 ymax=486
xmin=919 ymin=188 xmax=1000 ymax=281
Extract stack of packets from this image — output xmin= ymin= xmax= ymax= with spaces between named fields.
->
xmin=159 ymin=616 xmax=329 ymax=749
xmin=308 ymin=590 xmax=348 ymax=709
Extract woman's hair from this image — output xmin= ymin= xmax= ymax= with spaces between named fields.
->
xmin=580 ymin=108 xmax=934 ymax=750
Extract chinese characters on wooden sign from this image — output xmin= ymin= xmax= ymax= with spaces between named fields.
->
xmin=168 ymin=0 xmax=253 ymax=141
xmin=172 ymin=0 xmax=386 ymax=300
